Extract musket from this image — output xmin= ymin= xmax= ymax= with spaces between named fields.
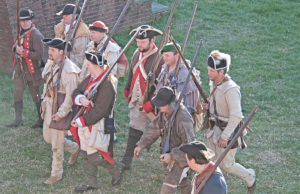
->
xmin=143 ymin=0 xmax=178 ymax=104
xmin=16 ymin=0 xmax=21 ymax=46
xmin=170 ymin=2 xmax=198 ymax=89
xmin=194 ymin=106 xmax=258 ymax=194
xmin=72 ymin=28 xmax=140 ymax=121
xmin=70 ymin=0 xmax=89 ymax=45
xmin=169 ymin=36 xmax=211 ymax=130
xmin=12 ymin=0 xmax=25 ymax=82
xmin=97 ymin=0 xmax=132 ymax=55
xmin=162 ymin=39 xmax=203 ymax=154
xmin=169 ymin=36 xmax=208 ymax=103
xmin=52 ymin=0 xmax=81 ymax=115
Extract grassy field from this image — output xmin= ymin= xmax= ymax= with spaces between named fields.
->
xmin=1 ymin=0 xmax=299 ymax=193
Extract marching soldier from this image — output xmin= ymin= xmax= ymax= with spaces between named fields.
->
xmin=55 ymin=3 xmax=89 ymax=68
xmin=121 ymin=25 xmax=164 ymax=171
xmin=79 ymin=21 xmax=129 ymax=142
xmin=156 ymin=42 xmax=201 ymax=124
xmin=134 ymin=86 xmax=195 ymax=194
xmin=180 ymin=141 xmax=227 ymax=194
xmin=41 ymin=38 xmax=80 ymax=184
xmin=203 ymin=50 xmax=256 ymax=194
xmin=79 ymin=20 xmax=128 ymax=83
xmin=70 ymin=51 xmax=123 ymax=192
xmin=6 ymin=8 xmax=44 ymax=128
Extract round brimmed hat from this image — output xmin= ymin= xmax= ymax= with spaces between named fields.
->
xmin=207 ymin=50 xmax=231 ymax=71
xmin=160 ymin=42 xmax=181 ymax=54
xmin=43 ymin=38 xmax=71 ymax=51
xmin=180 ymin=141 xmax=215 ymax=164
xmin=151 ymin=86 xmax=175 ymax=107
xmin=85 ymin=51 xmax=107 ymax=66
xmin=56 ymin=4 xmax=81 ymax=16
xmin=19 ymin=8 xmax=34 ymax=21
xmin=89 ymin=21 xmax=108 ymax=33
xmin=129 ymin=25 xmax=162 ymax=39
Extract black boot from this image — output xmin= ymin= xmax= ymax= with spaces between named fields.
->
xmin=6 ymin=101 xmax=23 ymax=128
xmin=31 ymin=102 xmax=43 ymax=128
xmin=121 ymin=127 xmax=143 ymax=171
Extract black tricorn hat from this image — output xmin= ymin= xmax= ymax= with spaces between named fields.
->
xmin=207 ymin=50 xmax=231 ymax=71
xmin=43 ymin=38 xmax=71 ymax=51
xmin=129 ymin=25 xmax=162 ymax=39
xmin=56 ymin=4 xmax=81 ymax=16
xmin=19 ymin=8 xmax=34 ymax=21
xmin=180 ymin=141 xmax=215 ymax=164
xmin=85 ymin=51 xmax=107 ymax=66
xmin=151 ymin=86 xmax=175 ymax=107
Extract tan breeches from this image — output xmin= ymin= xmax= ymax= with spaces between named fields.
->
xmin=43 ymin=124 xmax=78 ymax=178
xmin=206 ymin=136 xmax=255 ymax=187
xmin=129 ymin=104 xmax=155 ymax=131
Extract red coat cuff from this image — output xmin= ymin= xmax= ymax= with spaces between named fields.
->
xmin=142 ymin=101 xmax=154 ymax=113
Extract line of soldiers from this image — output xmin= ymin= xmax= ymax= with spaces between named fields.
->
xmin=7 ymin=4 xmax=256 ymax=194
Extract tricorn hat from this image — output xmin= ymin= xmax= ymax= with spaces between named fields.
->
xmin=129 ymin=25 xmax=162 ymax=39
xmin=56 ymin=4 xmax=81 ymax=16
xmin=43 ymin=38 xmax=71 ymax=51
xmin=180 ymin=141 xmax=215 ymax=164
xmin=85 ymin=51 xmax=107 ymax=66
xmin=89 ymin=21 xmax=108 ymax=33
xmin=207 ymin=50 xmax=231 ymax=71
xmin=151 ymin=86 xmax=175 ymax=107
xmin=19 ymin=8 xmax=34 ymax=21
xmin=160 ymin=42 xmax=181 ymax=54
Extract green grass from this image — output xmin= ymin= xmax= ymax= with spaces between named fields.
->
xmin=1 ymin=0 xmax=299 ymax=193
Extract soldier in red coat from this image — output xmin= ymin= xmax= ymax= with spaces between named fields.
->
xmin=6 ymin=8 xmax=44 ymax=128
xmin=121 ymin=25 xmax=164 ymax=172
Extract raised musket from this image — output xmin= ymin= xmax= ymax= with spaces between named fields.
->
xmin=97 ymin=0 xmax=132 ymax=55
xmin=143 ymin=0 xmax=178 ymax=104
xmin=12 ymin=0 xmax=23 ymax=81
xmin=162 ymin=39 xmax=203 ymax=155
xmin=72 ymin=28 xmax=140 ymax=121
xmin=16 ymin=0 xmax=21 ymax=46
xmin=52 ymin=0 xmax=81 ymax=115
xmin=170 ymin=2 xmax=198 ymax=89
xmin=70 ymin=0 xmax=89 ymax=46
xmin=194 ymin=106 xmax=258 ymax=194
xmin=169 ymin=36 xmax=210 ymax=130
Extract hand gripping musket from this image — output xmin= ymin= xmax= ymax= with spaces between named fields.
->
xmin=70 ymin=0 xmax=89 ymax=46
xmin=169 ymin=36 xmax=210 ymax=130
xmin=97 ymin=0 xmax=132 ymax=55
xmin=170 ymin=2 xmax=198 ymax=89
xmin=162 ymin=39 xmax=203 ymax=168
xmin=72 ymin=29 xmax=140 ymax=121
xmin=51 ymin=0 xmax=81 ymax=115
xmin=143 ymin=0 xmax=178 ymax=104
xmin=194 ymin=106 xmax=258 ymax=194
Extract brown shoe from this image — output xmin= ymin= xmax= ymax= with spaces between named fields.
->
xmin=43 ymin=176 xmax=62 ymax=184
xmin=68 ymin=149 xmax=80 ymax=165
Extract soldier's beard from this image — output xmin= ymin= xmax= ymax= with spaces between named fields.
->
xmin=139 ymin=47 xmax=150 ymax=53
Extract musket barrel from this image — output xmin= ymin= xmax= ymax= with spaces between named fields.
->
xmin=195 ymin=106 xmax=259 ymax=194
xmin=172 ymin=2 xmax=198 ymax=85
xmin=72 ymin=28 xmax=140 ymax=122
xmin=162 ymin=39 xmax=203 ymax=154
xmin=98 ymin=0 xmax=132 ymax=55
xmin=169 ymin=36 xmax=208 ymax=103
